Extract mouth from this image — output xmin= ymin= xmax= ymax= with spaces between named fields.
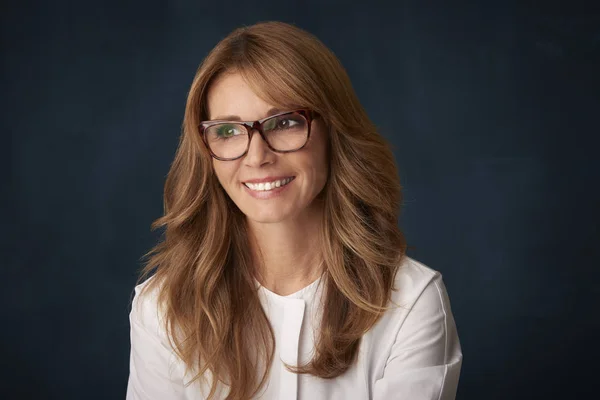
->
xmin=242 ymin=176 xmax=295 ymax=192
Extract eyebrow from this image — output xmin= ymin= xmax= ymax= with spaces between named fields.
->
xmin=210 ymin=107 xmax=284 ymax=122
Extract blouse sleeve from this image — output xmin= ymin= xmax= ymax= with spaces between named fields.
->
xmin=126 ymin=285 xmax=186 ymax=400
xmin=372 ymin=274 xmax=463 ymax=400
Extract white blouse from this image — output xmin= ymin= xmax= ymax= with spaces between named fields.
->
xmin=126 ymin=256 xmax=463 ymax=399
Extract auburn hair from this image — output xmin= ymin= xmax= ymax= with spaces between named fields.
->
xmin=137 ymin=21 xmax=407 ymax=400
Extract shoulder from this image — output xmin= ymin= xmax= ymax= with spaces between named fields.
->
xmin=390 ymin=255 xmax=444 ymax=308
xmin=364 ymin=256 xmax=453 ymax=346
xmin=363 ymin=257 xmax=463 ymax=397
xmin=129 ymin=275 xmax=169 ymax=341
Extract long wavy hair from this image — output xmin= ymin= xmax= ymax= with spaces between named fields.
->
xmin=137 ymin=21 xmax=407 ymax=400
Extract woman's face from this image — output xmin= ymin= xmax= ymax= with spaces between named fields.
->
xmin=206 ymin=72 xmax=329 ymax=224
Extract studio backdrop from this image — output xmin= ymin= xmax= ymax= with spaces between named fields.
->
xmin=3 ymin=1 xmax=599 ymax=399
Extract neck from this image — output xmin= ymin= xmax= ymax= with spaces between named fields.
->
xmin=247 ymin=206 xmax=325 ymax=296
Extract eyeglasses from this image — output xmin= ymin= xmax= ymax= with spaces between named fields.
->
xmin=199 ymin=109 xmax=318 ymax=161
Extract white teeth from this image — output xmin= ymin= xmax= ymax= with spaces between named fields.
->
xmin=244 ymin=177 xmax=293 ymax=191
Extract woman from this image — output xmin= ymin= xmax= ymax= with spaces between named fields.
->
xmin=126 ymin=21 xmax=462 ymax=400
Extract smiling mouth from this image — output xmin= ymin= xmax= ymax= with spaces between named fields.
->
xmin=243 ymin=177 xmax=295 ymax=191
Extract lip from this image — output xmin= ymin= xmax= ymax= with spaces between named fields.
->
xmin=242 ymin=177 xmax=295 ymax=199
xmin=242 ymin=176 xmax=295 ymax=184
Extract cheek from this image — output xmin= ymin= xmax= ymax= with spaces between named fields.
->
xmin=305 ymin=151 xmax=329 ymax=193
xmin=316 ymin=140 xmax=329 ymax=183
xmin=212 ymin=162 xmax=238 ymax=190
xmin=313 ymin=125 xmax=330 ymax=180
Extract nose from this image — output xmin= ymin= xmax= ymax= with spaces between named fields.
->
xmin=243 ymin=129 xmax=274 ymax=166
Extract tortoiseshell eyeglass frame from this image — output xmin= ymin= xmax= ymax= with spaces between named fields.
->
xmin=198 ymin=109 xmax=319 ymax=161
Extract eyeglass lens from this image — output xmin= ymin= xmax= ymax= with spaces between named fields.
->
xmin=204 ymin=111 xmax=309 ymax=159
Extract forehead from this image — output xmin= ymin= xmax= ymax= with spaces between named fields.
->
xmin=206 ymin=72 xmax=275 ymax=121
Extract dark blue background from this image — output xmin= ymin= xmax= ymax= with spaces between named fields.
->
xmin=3 ymin=1 xmax=599 ymax=399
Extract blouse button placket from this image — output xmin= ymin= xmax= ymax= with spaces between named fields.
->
xmin=278 ymin=299 xmax=306 ymax=400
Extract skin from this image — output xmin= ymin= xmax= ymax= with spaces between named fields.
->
xmin=206 ymin=72 xmax=329 ymax=296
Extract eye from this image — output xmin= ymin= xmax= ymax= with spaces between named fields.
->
xmin=264 ymin=115 xmax=302 ymax=131
xmin=279 ymin=118 xmax=299 ymax=129
xmin=215 ymin=124 xmax=242 ymax=138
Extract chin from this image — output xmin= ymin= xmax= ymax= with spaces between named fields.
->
xmin=248 ymin=216 xmax=284 ymax=224
xmin=245 ymin=209 xmax=291 ymax=224
xmin=236 ymin=200 xmax=302 ymax=224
